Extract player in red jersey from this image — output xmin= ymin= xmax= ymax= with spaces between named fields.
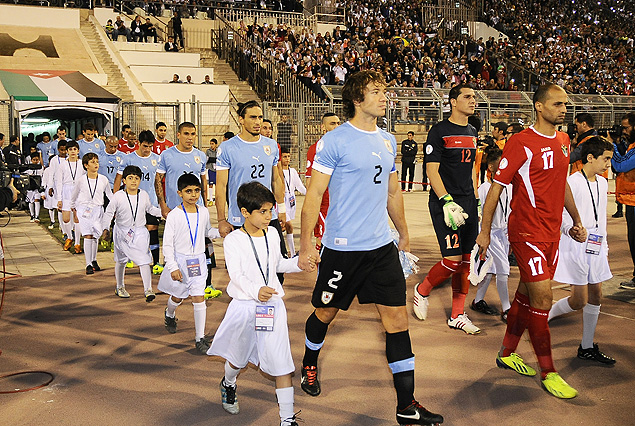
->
xmin=153 ymin=121 xmax=174 ymax=155
xmin=477 ymin=83 xmax=587 ymax=399
xmin=305 ymin=112 xmax=340 ymax=249
xmin=118 ymin=131 xmax=139 ymax=154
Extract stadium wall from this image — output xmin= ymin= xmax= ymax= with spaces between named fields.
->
xmin=0 ymin=4 xmax=79 ymax=29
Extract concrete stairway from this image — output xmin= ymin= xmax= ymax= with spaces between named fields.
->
xmin=197 ymin=49 xmax=261 ymax=104
xmin=79 ymin=19 xmax=135 ymax=102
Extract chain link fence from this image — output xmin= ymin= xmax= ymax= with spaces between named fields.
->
xmin=0 ymin=100 xmax=12 ymax=137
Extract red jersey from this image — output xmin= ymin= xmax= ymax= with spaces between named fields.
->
xmin=494 ymin=126 xmax=570 ymax=243
xmin=153 ymin=139 xmax=174 ymax=156
xmin=306 ymin=142 xmax=329 ymax=214
xmin=118 ymin=141 xmax=138 ymax=154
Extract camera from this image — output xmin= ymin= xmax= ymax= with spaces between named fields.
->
xmin=0 ymin=164 xmax=43 ymax=203
xmin=565 ymin=123 xmax=577 ymax=140
xmin=597 ymin=124 xmax=622 ymax=141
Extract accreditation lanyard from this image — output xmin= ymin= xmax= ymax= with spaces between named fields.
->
xmin=87 ymin=176 xmax=98 ymax=200
xmin=68 ymin=160 xmax=78 ymax=181
xmin=182 ymin=203 xmax=199 ymax=254
xmin=243 ymin=225 xmax=269 ymax=287
xmin=580 ymin=170 xmax=600 ymax=229
xmin=126 ymin=192 xmax=140 ymax=223
xmin=283 ymin=169 xmax=291 ymax=193
xmin=498 ymin=186 xmax=509 ymax=224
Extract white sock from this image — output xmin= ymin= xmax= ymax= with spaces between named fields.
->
xmin=92 ymin=236 xmax=99 ymax=261
xmin=582 ymin=303 xmax=600 ymax=349
xmin=57 ymin=211 xmax=63 ymax=228
xmin=285 ymin=233 xmax=295 ymax=256
xmin=224 ymin=360 xmax=240 ymax=386
xmin=276 ymin=386 xmax=295 ymax=425
xmin=192 ymin=301 xmax=206 ymax=341
xmin=139 ymin=264 xmax=152 ymax=292
xmin=74 ymin=222 xmax=81 ymax=243
xmin=166 ymin=297 xmax=181 ymax=318
xmin=115 ymin=262 xmax=126 ymax=288
xmin=34 ymin=201 xmax=41 ymax=218
xmin=62 ymin=220 xmax=71 ymax=238
xmin=84 ymin=239 xmax=94 ymax=266
xmin=49 ymin=209 xmax=56 ymax=223
xmin=475 ymin=273 xmax=492 ymax=302
xmin=29 ymin=202 xmax=35 ymax=217
xmin=548 ymin=296 xmax=575 ymax=321
xmin=496 ymin=274 xmax=511 ymax=311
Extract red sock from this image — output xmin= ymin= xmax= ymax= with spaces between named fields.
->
xmin=417 ymin=259 xmax=461 ymax=296
xmin=450 ymin=272 xmax=469 ymax=318
xmin=527 ymin=306 xmax=556 ymax=379
xmin=502 ymin=292 xmax=531 ymax=357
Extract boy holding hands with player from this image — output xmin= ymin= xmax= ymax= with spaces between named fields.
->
xmin=549 ymin=137 xmax=616 ymax=364
xmin=101 ymin=165 xmax=162 ymax=300
xmin=208 ymin=181 xmax=305 ymax=426
xmin=158 ymin=173 xmax=219 ymax=354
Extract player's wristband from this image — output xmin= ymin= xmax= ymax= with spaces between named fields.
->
xmin=218 ymin=218 xmax=228 ymax=223
xmin=439 ymin=194 xmax=453 ymax=203
xmin=277 ymin=203 xmax=286 ymax=214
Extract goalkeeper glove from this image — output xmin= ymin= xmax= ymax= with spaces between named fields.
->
xmin=440 ymin=194 xmax=469 ymax=230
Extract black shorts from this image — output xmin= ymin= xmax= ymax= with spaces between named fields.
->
xmin=429 ymin=195 xmax=478 ymax=257
xmin=311 ymin=242 xmax=406 ymax=310
xmin=145 ymin=212 xmax=160 ymax=226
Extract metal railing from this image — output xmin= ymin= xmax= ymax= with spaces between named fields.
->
xmin=312 ymin=4 xmax=344 ymax=24
xmin=211 ymin=13 xmax=321 ymax=103
xmin=218 ymin=7 xmax=316 ymax=29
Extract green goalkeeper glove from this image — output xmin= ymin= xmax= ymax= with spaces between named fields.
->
xmin=440 ymin=194 xmax=469 ymax=230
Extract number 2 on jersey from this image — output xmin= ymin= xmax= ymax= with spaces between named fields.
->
xmin=373 ymin=165 xmax=382 ymax=184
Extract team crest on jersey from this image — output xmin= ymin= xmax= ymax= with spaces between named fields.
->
xmin=116 ymin=156 xmax=121 ymax=162
xmin=499 ymin=158 xmax=508 ymax=170
xmin=151 ymin=159 xmax=157 ymax=166
xmin=472 ymin=137 xmax=477 ymax=147
xmin=321 ymin=291 xmax=333 ymax=304
xmin=95 ymin=143 xmax=100 ymax=148
xmin=426 ymin=145 xmax=433 ymax=155
xmin=217 ymin=146 xmax=222 ymax=156
xmin=384 ymin=139 xmax=394 ymax=154
xmin=561 ymin=144 xmax=568 ymax=157
xmin=194 ymin=156 xmax=201 ymax=164
xmin=316 ymin=139 xmax=324 ymax=153
xmin=264 ymin=145 xmax=271 ymax=156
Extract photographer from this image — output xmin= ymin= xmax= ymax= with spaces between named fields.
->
xmin=3 ymin=135 xmax=22 ymax=166
xmin=611 ymin=112 xmax=635 ymax=289
xmin=569 ymin=113 xmax=598 ymax=174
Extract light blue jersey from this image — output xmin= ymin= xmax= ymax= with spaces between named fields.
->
xmin=216 ymin=135 xmax=279 ymax=226
xmin=37 ymin=140 xmax=58 ymax=167
xmin=98 ymin=150 xmax=124 ymax=187
xmin=313 ymin=121 xmax=397 ymax=251
xmin=119 ymin=151 xmax=161 ymax=207
xmin=78 ymin=138 xmax=105 ymax=159
xmin=157 ymin=146 xmax=206 ymax=209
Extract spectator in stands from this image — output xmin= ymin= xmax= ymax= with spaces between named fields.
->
xmin=277 ymin=114 xmax=293 ymax=151
xmin=170 ymin=11 xmax=184 ymax=49
xmin=113 ymin=16 xmax=132 ymax=42
xmin=169 ymin=74 xmax=182 ymax=84
xmin=105 ymin=19 xmax=114 ymax=40
xmin=141 ymin=18 xmax=158 ymax=43
xmin=185 ymin=75 xmax=193 ymax=84
xmin=165 ymin=35 xmax=179 ymax=52
xmin=201 ymin=75 xmax=213 ymax=84
xmin=131 ymin=15 xmax=144 ymax=42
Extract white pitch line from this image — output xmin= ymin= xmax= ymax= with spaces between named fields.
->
xmin=600 ymin=311 xmax=635 ymax=321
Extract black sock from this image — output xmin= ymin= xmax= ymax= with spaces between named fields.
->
xmin=149 ymin=229 xmax=159 ymax=265
xmin=386 ymin=330 xmax=415 ymax=410
xmin=205 ymin=239 xmax=212 ymax=286
xmin=302 ymin=311 xmax=329 ymax=367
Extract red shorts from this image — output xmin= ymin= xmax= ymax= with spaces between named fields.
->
xmin=510 ymin=241 xmax=559 ymax=283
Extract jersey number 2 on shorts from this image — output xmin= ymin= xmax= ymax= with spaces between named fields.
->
xmin=528 ymin=257 xmax=544 ymax=276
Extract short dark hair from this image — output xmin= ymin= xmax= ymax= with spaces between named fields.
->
xmin=177 ymin=172 xmax=201 ymax=191
xmin=449 ymin=83 xmax=473 ymax=104
xmin=237 ymin=181 xmax=275 ymax=213
xmin=57 ymin=126 xmax=66 ymax=132
xmin=122 ymin=124 xmax=131 ymax=132
xmin=156 ymin=122 xmax=167 ymax=129
xmin=622 ymin=112 xmax=635 ymax=127
xmin=575 ymin=113 xmax=594 ymax=128
xmin=508 ymin=123 xmax=524 ymax=135
xmin=83 ymin=122 xmax=96 ymax=132
xmin=57 ymin=139 xmax=67 ymax=149
xmin=9 ymin=135 xmax=18 ymax=143
xmin=41 ymin=131 xmax=51 ymax=139
xmin=342 ymin=70 xmax=386 ymax=119
xmin=66 ymin=140 xmax=79 ymax=150
xmin=237 ymin=100 xmax=261 ymax=118
xmin=0 ymin=132 xmax=4 ymax=140
xmin=262 ymin=118 xmax=272 ymax=126
xmin=493 ymin=122 xmax=508 ymax=132
xmin=280 ymin=146 xmax=290 ymax=154
xmin=122 ymin=165 xmax=142 ymax=179
xmin=533 ymin=83 xmax=562 ymax=111
xmin=580 ymin=137 xmax=613 ymax=164
xmin=223 ymin=131 xmax=235 ymax=140
xmin=407 ymin=131 xmax=414 ymax=136
xmin=138 ymin=130 xmax=155 ymax=144
xmin=82 ymin=152 xmax=99 ymax=167
xmin=178 ymin=122 xmax=196 ymax=133
xmin=484 ymin=145 xmax=503 ymax=165
xmin=322 ymin=112 xmax=338 ymax=122
xmin=210 ymin=138 xmax=217 ymax=143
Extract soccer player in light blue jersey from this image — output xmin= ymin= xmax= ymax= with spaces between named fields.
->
xmin=115 ymin=130 xmax=163 ymax=271
xmin=215 ymin=101 xmax=286 ymax=238
xmin=297 ymin=70 xmax=444 ymax=426
xmin=98 ymin=136 xmax=124 ymax=189
xmin=155 ymin=122 xmax=207 ymax=215
xmin=77 ymin=123 xmax=105 ymax=159
xmin=36 ymin=132 xmax=57 ymax=167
